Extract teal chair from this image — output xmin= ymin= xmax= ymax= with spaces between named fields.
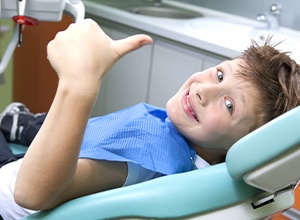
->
xmin=13 ymin=106 xmax=300 ymax=219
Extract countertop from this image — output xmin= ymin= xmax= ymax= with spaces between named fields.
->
xmin=82 ymin=0 xmax=300 ymax=62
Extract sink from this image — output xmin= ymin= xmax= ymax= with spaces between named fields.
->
xmin=125 ymin=6 xmax=203 ymax=19
xmin=184 ymin=18 xmax=266 ymax=46
xmin=185 ymin=18 xmax=290 ymax=47
xmin=85 ymin=0 xmax=203 ymax=19
xmin=184 ymin=17 xmax=300 ymax=62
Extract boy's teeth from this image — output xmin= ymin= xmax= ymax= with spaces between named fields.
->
xmin=187 ymin=95 xmax=197 ymax=119
xmin=187 ymin=94 xmax=199 ymax=122
xmin=187 ymin=95 xmax=191 ymax=108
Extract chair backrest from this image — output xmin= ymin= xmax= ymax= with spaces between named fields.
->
xmin=226 ymin=105 xmax=300 ymax=192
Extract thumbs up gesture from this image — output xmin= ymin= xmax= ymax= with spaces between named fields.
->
xmin=47 ymin=19 xmax=152 ymax=92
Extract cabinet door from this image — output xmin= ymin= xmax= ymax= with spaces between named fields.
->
xmin=148 ymin=40 xmax=205 ymax=108
xmin=89 ymin=26 xmax=111 ymax=117
xmin=91 ymin=28 xmax=152 ymax=116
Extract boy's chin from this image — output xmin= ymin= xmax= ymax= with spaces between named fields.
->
xmin=165 ymin=97 xmax=177 ymax=118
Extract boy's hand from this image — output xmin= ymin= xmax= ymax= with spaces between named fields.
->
xmin=47 ymin=19 xmax=152 ymax=91
xmin=15 ymin=19 xmax=152 ymax=210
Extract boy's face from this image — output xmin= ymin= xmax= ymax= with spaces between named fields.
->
xmin=166 ymin=59 xmax=258 ymax=152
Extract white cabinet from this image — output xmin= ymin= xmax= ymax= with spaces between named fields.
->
xmin=91 ymin=25 xmax=152 ymax=116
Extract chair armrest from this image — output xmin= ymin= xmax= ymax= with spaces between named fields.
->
xmin=244 ymin=147 xmax=300 ymax=192
xmin=23 ymin=164 xmax=262 ymax=220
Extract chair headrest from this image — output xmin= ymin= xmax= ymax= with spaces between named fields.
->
xmin=226 ymin=106 xmax=300 ymax=181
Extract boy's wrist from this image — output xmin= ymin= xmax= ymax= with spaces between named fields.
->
xmin=57 ymin=79 xmax=100 ymax=102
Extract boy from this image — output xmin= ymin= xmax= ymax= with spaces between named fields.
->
xmin=0 ymin=19 xmax=299 ymax=219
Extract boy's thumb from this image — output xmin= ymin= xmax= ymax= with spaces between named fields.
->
xmin=112 ymin=34 xmax=153 ymax=58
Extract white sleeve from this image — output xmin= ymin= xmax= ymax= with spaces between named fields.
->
xmin=123 ymin=162 xmax=163 ymax=187
xmin=0 ymin=159 xmax=37 ymax=219
xmin=194 ymin=155 xmax=211 ymax=169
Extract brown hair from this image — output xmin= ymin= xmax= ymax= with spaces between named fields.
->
xmin=237 ymin=38 xmax=300 ymax=132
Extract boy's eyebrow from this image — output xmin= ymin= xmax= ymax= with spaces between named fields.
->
xmin=230 ymin=85 xmax=246 ymax=120
xmin=224 ymin=61 xmax=232 ymax=73
xmin=235 ymin=81 xmax=248 ymax=119
xmin=226 ymin=60 xmax=247 ymax=117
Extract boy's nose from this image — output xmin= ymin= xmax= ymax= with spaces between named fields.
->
xmin=195 ymin=83 xmax=220 ymax=106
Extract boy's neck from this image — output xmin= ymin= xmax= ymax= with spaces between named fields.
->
xmin=192 ymin=143 xmax=227 ymax=165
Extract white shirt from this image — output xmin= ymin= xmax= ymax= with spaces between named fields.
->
xmin=0 ymin=159 xmax=36 ymax=220
xmin=195 ymin=154 xmax=211 ymax=169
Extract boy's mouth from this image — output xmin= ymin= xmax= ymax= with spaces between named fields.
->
xmin=186 ymin=93 xmax=199 ymax=122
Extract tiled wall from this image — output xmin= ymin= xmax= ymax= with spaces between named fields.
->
xmin=177 ymin=0 xmax=300 ymax=31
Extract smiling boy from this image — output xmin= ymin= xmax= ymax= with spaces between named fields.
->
xmin=0 ymin=19 xmax=299 ymax=219
xmin=167 ymin=59 xmax=258 ymax=164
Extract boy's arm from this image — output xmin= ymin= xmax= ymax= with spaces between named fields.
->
xmin=14 ymin=19 xmax=152 ymax=210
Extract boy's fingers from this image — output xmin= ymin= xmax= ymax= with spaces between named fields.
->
xmin=112 ymin=34 xmax=153 ymax=58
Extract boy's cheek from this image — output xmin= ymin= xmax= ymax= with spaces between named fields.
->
xmin=200 ymin=117 xmax=229 ymax=143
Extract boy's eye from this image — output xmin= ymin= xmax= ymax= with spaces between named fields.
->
xmin=217 ymin=71 xmax=223 ymax=82
xmin=225 ymin=99 xmax=234 ymax=112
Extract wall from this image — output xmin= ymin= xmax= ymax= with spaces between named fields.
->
xmin=177 ymin=0 xmax=300 ymax=31
xmin=1 ymin=16 xmax=72 ymax=114
xmin=13 ymin=15 xmax=73 ymax=113
xmin=0 ymin=19 xmax=14 ymax=111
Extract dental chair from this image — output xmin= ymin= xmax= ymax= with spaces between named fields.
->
xmin=2 ymin=1 xmax=300 ymax=219
xmin=9 ymin=105 xmax=299 ymax=219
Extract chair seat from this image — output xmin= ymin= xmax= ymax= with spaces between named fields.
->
xmin=9 ymin=143 xmax=28 ymax=155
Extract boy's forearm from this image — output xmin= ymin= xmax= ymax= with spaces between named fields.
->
xmin=14 ymin=19 xmax=152 ymax=210
xmin=15 ymin=80 xmax=100 ymax=209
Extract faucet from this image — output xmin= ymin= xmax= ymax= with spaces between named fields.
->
xmin=149 ymin=0 xmax=162 ymax=7
xmin=257 ymin=3 xmax=281 ymax=30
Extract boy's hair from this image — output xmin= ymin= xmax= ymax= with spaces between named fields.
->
xmin=237 ymin=38 xmax=300 ymax=132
